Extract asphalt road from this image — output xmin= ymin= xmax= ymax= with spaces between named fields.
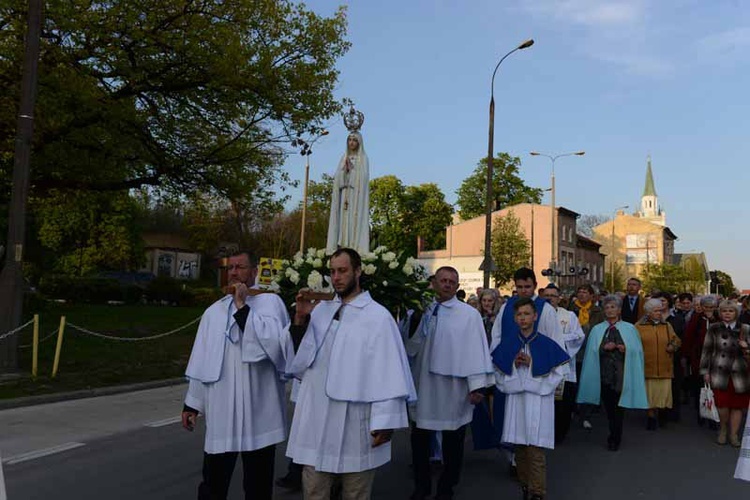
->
xmin=2 ymin=388 xmax=747 ymax=499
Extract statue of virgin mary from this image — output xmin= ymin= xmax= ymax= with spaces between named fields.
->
xmin=326 ymin=107 xmax=370 ymax=254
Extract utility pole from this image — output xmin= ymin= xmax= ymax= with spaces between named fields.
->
xmin=0 ymin=0 xmax=43 ymax=372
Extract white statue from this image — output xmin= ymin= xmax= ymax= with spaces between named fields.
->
xmin=326 ymin=107 xmax=370 ymax=254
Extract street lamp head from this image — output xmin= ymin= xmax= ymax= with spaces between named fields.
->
xmin=529 ymin=151 xmax=541 ymax=156
xmin=518 ymin=39 xmax=535 ymax=50
xmin=320 ymin=130 xmax=329 ymax=136
xmin=574 ymin=151 xmax=585 ymax=156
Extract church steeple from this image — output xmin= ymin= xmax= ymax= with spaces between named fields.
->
xmin=642 ymin=155 xmax=656 ymax=197
xmin=639 ymin=155 xmax=665 ymax=225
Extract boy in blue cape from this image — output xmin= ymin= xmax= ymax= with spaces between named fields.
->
xmin=494 ymin=297 xmax=570 ymax=500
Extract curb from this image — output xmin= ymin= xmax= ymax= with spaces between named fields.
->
xmin=0 ymin=377 xmax=187 ymax=411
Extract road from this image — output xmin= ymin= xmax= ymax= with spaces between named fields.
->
xmin=1 ymin=385 xmax=747 ymax=499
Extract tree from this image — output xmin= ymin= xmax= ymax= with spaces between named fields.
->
xmin=369 ymin=176 xmax=452 ymax=257
xmin=578 ymin=214 xmax=609 ymax=238
xmin=490 ymin=210 xmax=530 ymax=287
xmin=456 ymin=153 xmax=543 ymax=221
xmin=640 ymin=263 xmax=689 ymax=294
xmin=370 ymin=175 xmax=406 ymax=251
xmin=0 ymin=0 xmax=350 ymax=204
xmin=712 ymin=270 xmax=738 ymax=296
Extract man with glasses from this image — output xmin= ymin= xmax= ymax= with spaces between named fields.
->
xmin=543 ymin=284 xmax=585 ymax=443
xmin=182 ymin=251 xmax=292 ymax=500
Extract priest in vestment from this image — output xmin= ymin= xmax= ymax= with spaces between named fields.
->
xmin=326 ymin=131 xmax=370 ymax=254
xmin=406 ymin=266 xmax=494 ymax=500
xmin=286 ymin=248 xmax=415 ymax=500
xmin=493 ymin=297 xmax=570 ymax=500
xmin=182 ymin=251 xmax=293 ymax=500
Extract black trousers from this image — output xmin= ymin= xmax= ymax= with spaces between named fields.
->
xmin=554 ymin=381 xmax=577 ymax=443
xmin=198 ymin=445 xmax=275 ymax=500
xmin=601 ymin=385 xmax=624 ymax=446
xmin=411 ymin=425 xmax=466 ymax=497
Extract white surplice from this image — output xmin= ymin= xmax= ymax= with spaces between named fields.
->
xmin=495 ymin=343 xmax=566 ymax=450
xmin=408 ymin=297 xmax=494 ymax=430
xmin=553 ymin=307 xmax=585 ymax=383
xmin=286 ymin=291 xmax=414 ymax=473
xmin=184 ymin=294 xmax=292 ymax=454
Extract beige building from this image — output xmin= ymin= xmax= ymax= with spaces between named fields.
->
xmin=592 ymin=158 xmax=678 ymax=289
xmin=417 ymin=203 xmax=605 ymax=294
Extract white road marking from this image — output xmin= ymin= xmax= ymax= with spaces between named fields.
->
xmin=3 ymin=442 xmax=86 ymax=465
xmin=144 ymin=416 xmax=182 ymax=428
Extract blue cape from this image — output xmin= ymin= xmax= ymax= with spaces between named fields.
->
xmin=576 ymin=320 xmax=649 ymax=409
xmin=491 ymin=296 xmax=564 ymax=376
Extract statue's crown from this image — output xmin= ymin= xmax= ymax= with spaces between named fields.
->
xmin=343 ymin=105 xmax=364 ymax=133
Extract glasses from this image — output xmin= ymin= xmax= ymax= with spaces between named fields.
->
xmin=226 ymin=264 xmax=252 ymax=271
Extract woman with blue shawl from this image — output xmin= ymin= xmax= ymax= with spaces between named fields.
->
xmin=577 ymin=294 xmax=648 ymax=451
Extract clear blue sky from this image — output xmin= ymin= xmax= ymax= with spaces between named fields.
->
xmin=282 ymin=0 xmax=750 ymax=289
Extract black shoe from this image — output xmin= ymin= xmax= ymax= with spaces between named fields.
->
xmin=522 ymin=486 xmax=529 ymax=500
xmin=529 ymin=494 xmax=544 ymax=500
xmin=607 ymin=441 xmax=620 ymax=451
xmin=409 ymin=491 xmax=429 ymax=500
xmin=646 ymin=417 xmax=657 ymax=431
xmin=275 ymin=475 xmax=302 ymax=491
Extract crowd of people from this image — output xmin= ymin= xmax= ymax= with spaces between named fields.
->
xmin=181 ymin=249 xmax=750 ymax=500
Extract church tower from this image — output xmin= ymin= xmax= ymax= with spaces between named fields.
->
xmin=639 ymin=156 xmax=666 ymax=226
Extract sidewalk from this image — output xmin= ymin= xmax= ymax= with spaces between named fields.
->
xmin=0 ymin=384 xmax=187 ymax=460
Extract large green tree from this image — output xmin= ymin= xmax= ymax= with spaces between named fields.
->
xmin=712 ymin=270 xmax=738 ymax=296
xmin=456 ymin=153 xmax=543 ymax=221
xmin=1 ymin=0 xmax=349 ymax=205
xmin=369 ymin=176 xmax=452 ymax=257
xmin=641 ymin=263 xmax=689 ymax=294
xmin=490 ymin=210 xmax=530 ymax=287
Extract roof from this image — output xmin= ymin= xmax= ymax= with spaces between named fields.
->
xmin=663 ymin=227 xmax=678 ymax=240
xmin=557 ymin=206 xmax=580 ymax=219
xmin=576 ymin=234 xmax=603 ymax=249
xmin=672 ymin=252 xmax=708 ymax=268
xmin=643 ymin=156 xmax=657 ymax=197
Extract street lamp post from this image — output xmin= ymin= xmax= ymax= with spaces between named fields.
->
xmin=610 ymin=205 xmax=629 ymax=290
xmin=529 ymin=151 xmax=585 ymax=276
xmin=481 ymin=38 xmax=534 ymax=289
xmin=297 ymin=130 xmax=329 ymax=253
xmin=0 ymin=0 xmax=43 ymax=372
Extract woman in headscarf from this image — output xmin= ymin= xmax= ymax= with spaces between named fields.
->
xmin=637 ymin=298 xmax=681 ymax=430
xmin=577 ymin=294 xmax=648 ymax=451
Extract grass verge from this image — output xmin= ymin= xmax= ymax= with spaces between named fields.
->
xmin=0 ymin=303 xmax=203 ymax=400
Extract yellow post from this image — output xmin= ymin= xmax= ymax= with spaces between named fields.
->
xmin=51 ymin=316 xmax=66 ymax=378
xmin=31 ymin=314 xmax=39 ymax=378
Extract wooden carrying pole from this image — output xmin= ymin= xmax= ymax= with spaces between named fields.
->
xmin=31 ymin=313 xmax=39 ymax=377
xmin=51 ymin=316 xmax=66 ymax=378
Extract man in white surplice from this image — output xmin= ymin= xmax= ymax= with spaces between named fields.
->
xmin=406 ymin=266 xmax=494 ymax=500
xmin=286 ymin=248 xmax=416 ymax=500
xmin=182 ymin=251 xmax=292 ymax=500
xmin=542 ymin=284 xmax=585 ymax=444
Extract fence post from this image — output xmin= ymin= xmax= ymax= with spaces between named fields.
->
xmin=31 ymin=313 xmax=39 ymax=378
xmin=51 ymin=316 xmax=66 ymax=378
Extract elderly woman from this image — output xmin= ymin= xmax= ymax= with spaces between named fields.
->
xmin=478 ymin=288 xmax=502 ymax=345
xmin=700 ymin=300 xmax=750 ymax=446
xmin=577 ymin=295 xmax=649 ymax=451
xmin=637 ymin=298 xmax=681 ymax=430
xmin=684 ymin=295 xmax=720 ymax=424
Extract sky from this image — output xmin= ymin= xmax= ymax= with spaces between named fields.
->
xmin=281 ymin=0 xmax=750 ymax=288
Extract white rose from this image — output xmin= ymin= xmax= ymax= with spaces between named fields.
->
xmin=363 ymin=264 xmax=377 ymax=275
xmin=269 ymin=281 xmax=281 ymax=292
xmin=405 ymin=257 xmax=417 ymax=266
xmin=361 ymin=252 xmax=376 ymax=262
xmin=313 ymin=258 xmax=323 ymax=268
xmin=382 ymin=251 xmax=396 ymax=262
xmin=382 ymin=280 xmax=388 ymax=286
xmin=402 ymin=264 xmax=414 ymax=275
xmin=388 ymin=260 xmax=399 ymax=269
xmin=281 ymin=259 xmax=290 ymax=266
xmin=289 ymin=271 xmax=300 ymax=285
xmin=293 ymin=251 xmax=303 ymax=261
xmin=374 ymin=246 xmax=386 ymax=254
xmin=293 ymin=257 xmax=304 ymax=267
xmin=317 ymin=249 xmax=326 ymax=258
xmin=285 ymin=267 xmax=295 ymax=278
xmin=307 ymin=270 xmax=323 ymax=289
xmin=305 ymin=256 xmax=314 ymax=264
